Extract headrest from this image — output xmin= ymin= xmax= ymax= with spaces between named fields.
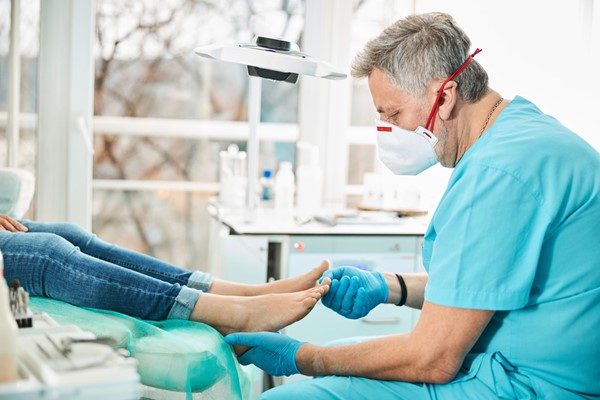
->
xmin=0 ymin=168 xmax=35 ymax=218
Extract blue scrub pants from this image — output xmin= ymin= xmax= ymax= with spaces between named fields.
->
xmin=0 ymin=220 xmax=213 ymax=320
xmin=259 ymin=375 xmax=493 ymax=400
xmin=257 ymin=351 xmax=580 ymax=400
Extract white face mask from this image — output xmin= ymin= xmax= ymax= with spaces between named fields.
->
xmin=375 ymin=119 xmax=439 ymax=175
xmin=373 ymin=48 xmax=483 ymax=176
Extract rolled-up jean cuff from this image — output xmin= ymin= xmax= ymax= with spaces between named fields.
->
xmin=187 ymin=271 xmax=213 ymax=292
xmin=167 ymin=286 xmax=202 ymax=320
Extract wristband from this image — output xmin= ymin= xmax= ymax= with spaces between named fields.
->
xmin=395 ymin=274 xmax=407 ymax=307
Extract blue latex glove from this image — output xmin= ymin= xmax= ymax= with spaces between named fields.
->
xmin=224 ymin=332 xmax=304 ymax=377
xmin=320 ymin=267 xmax=388 ymax=319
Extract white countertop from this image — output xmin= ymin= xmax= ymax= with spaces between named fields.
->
xmin=210 ymin=206 xmax=429 ymax=236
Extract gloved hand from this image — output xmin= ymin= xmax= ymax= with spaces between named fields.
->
xmin=224 ymin=332 xmax=304 ymax=377
xmin=320 ymin=267 xmax=388 ymax=319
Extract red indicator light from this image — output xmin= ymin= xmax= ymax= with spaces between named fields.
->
xmin=293 ymin=241 xmax=305 ymax=251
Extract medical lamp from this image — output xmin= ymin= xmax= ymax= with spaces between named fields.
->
xmin=194 ymin=36 xmax=346 ymax=210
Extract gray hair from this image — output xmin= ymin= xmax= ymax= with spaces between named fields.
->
xmin=351 ymin=12 xmax=488 ymax=102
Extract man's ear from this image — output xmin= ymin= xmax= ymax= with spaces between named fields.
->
xmin=438 ymin=81 xmax=458 ymax=120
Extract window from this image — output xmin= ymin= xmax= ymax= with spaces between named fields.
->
xmin=92 ymin=0 xmax=304 ymax=267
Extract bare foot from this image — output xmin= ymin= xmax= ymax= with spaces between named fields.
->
xmin=256 ymin=259 xmax=330 ymax=295
xmin=190 ymin=279 xmax=331 ymax=336
xmin=209 ymin=260 xmax=331 ymax=296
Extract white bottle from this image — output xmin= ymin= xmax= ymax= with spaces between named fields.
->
xmin=219 ymin=144 xmax=247 ymax=209
xmin=296 ymin=144 xmax=323 ymax=213
xmin=274 ymin=162 xmax=295 ymax=212
xmin=0 ymin=249 xmax=19 ymax=383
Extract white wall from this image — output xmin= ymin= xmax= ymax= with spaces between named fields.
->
xmin=416 ymin=0 xmax=599 ymax=150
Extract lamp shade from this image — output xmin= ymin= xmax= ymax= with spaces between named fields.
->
xmin=194 ymin=36 xmax=347 ymax=83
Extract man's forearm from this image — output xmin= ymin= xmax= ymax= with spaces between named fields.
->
xmin=383 ymin=272 xmax=427 ymax=309
xmin=295 ymin=301 xmax=494 ymax=384
xmin=295 ymin=333 xmax=448 ymax=383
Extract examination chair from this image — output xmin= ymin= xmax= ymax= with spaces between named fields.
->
xmin=0 ymin=168 xmax=252 ymax=399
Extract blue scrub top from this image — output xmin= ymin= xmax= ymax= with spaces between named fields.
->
xmin=422 ymin=97 xmax=600 ymax=398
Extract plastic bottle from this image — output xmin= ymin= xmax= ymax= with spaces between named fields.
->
xmin=219 ymin=144 xmax=247 ymax=209
xmin=274 ymin=162 xmax=295 ymax=212
xmin=0 ymin=249 xmax=19 ymax=383
xmin=259 ymin=169 xmax=274 ymax=208
xmin=295 ymin=143 xmax=323 ymax=213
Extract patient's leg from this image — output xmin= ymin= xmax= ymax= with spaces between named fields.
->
xmin=21 ymin=220 xmax=202 ymax=288
xmin=209 ymin=260 xmax=330 ymax=296
xmin=190 ymin=279 xmax=330 ymax=336
xmin=23 ymin=219 xmax=329 ymax=297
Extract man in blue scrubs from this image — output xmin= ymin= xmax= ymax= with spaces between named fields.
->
xmin=225 ymin=12 xmax=600 ymax=399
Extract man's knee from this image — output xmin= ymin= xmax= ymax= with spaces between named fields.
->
xmin=258 ymin=378 xmax=340 ymax=400
xmin=258 ymin=381 xmax=315 ymax=400
xmin=258 ymin=386 xmax=292 ymax=400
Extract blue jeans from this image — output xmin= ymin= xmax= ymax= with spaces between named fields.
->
xmin=0 ymin=220 xmax=212 ymax=321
